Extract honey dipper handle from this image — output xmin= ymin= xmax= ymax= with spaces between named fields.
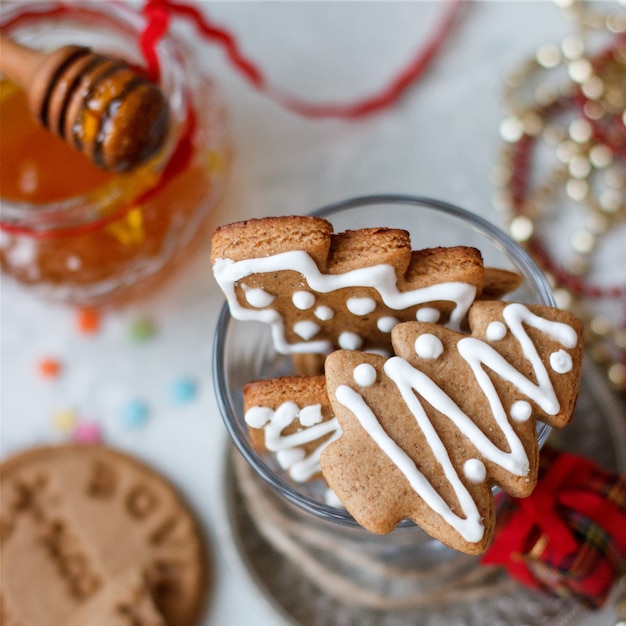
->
xmin=0 ymin=33 xmax=45 ymax=87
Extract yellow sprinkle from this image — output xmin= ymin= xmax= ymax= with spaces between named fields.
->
xmin=52 ymin=408 xmax=78 ymax=433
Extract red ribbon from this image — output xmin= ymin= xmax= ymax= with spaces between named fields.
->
xmin=140 ymin=0 xmax=465 ymax=119
xmin=482 ymin=451 xmax=626 ymax=593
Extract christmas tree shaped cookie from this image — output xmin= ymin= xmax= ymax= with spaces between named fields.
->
xmin=320 ymin=301 xmax=583 ymax=553
xmin=212 ymin=215 xmax=491 ymax=355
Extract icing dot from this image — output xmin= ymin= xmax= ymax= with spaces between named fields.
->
xmin=550 ymin=349 xmax=573 ymax=374
xmin=346 ymin=297 xmax=377 ymax=316
xmin=353 ymin=363 xmax=377 ymax=387
xmin=463 ymin=458 xmax=487 ymax=483
xmin=314 ymin=305 xmax=334 ymax=321
xmin=339 ymin=332 xmax=363 ymax=350
xmin=486 ymin=321 xmax=507 ymax=341
xmin=414 ymin=334 xmax=444 ymax=359
xmin=377 ymin=316 xmax=398 ymax=333
xmin=293 ymin=290 xmax=316 ymax=310
xmin=294 ymin=320 xmax=320 ymax=340
xmin=510 ymin=400 xmax=532 ymax=422
xmin=242 ymin=284 xmax=276 ymax=308
xmin=416 ymin=307 xmax=440 ymax=323
xmin=245 ymin=406 xmax=273 ymax=428
xmin=299 ymin=404 xmax=323 ymax=427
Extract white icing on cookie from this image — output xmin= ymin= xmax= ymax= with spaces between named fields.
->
xmin=347 ymin=296 xmax=377 ymax=316
xmin=414 ymin=334 xmax=444 ymax=360
xmin=550 ymin=349 xmax=573 ymax=374
xmin=333 ymin=303 xmax=579 ymax=545
xmin=294 ymin=321 xmax=320 ymax=340
xmin=245 ymin=401 xmax=341 ymax=482
xmin=242 ymin=284 xmax=276 ymax=308
xmin=336 ymin=383 xmax=485 ymax=543
xmin=299 ymin=404 xmax=324 ymax=426
xmin=339 ymin=332 xmax=362 ymax=350
xmin=293 ymin=290 xmax=316 ymax=310
xmin=463 ymin=458 xmax=487 ymax=483
xmin=377 ymin=316 xmax=399 ymax=333
xmin=486 ymin=321 xmax=507 ymax=341
xmin=416 ymin=307 xmax=441 ymax=323
xmin=314 ymin=305 xmax=334 ymax=321
xmin=510 ymin=400 xmax=532 ymax=422
xmin=353 ymin=363 xmax=377 ymax=387
xmin=213 ymin=251 xmax=477 ymax=354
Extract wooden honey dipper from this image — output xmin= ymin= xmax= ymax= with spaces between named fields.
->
xmin=0 ymin=34 xmax=170 ymax=173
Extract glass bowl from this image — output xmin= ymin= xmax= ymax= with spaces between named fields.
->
xmin=212 ymin=194 xmax=556 ymax=567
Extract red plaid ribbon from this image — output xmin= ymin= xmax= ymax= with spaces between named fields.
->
xmin=482 ymin=447 xmax=626 ymax=608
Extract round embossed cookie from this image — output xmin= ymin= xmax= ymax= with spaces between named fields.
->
xmin=0 ymin=444 xmax=209 ymax=626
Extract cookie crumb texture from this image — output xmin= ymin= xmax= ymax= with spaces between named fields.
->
xmin=0 ymin=445 xmax=208 ymax=626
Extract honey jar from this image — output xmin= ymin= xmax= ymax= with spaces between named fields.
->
xmin=0 ymin=2 xmax=229 ymax=306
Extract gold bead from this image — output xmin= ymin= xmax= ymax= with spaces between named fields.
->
xmin=615 ymin=329 xmax=626 ymax=350
xmin=599 ymin=188 xmax=623 ymax=212
xmin=589 ymin=144 xmax=613 ymax=168
xmin=608 ymin=363 xmax=626 ymax=388
xmin=582 ymin=75 xmax=605 ymax=100
xmin=569 ymin=118 xmax=593 ymax=143
xmin=561 ymin=35 xmax=585 ymax=60
xmin=566 ymin=178 xmax=589 ymax=200
xmin=590 ymin=315 xmax=613 ymax=337
xmin=509 ymin=215 xmax=534 ymax=242
xmin=556 ymin=139 xmax=578 ymax=163
xmin=536 ymin=43 xmax=562 ymax=68
xmin=499 ymin=116 xmax=524 ymax=143
xmin=568 ymin=58 xmax=593 ymax=83
xmin=554 ymin=288 xmax=573 ymax=309
xmin=570 ymin=229 xmax=596 ymax=254
xmin=583 ymin=100 xmax=606 ymax=120
xmin=568 ymin=155 xmax=592 ymax=179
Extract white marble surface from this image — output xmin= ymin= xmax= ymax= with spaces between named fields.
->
xmin=1 ymin=2 xmax=620 ymax=625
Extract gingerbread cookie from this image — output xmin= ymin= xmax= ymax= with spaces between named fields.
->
xmin=0 ymin=445 xmax=208 ymax=626
xmin=321 ymin=301 xmax=583 ymax=553
xmin=243 ymin=375 xmax=340 ymax=483
xmin=212 ymin=216 xmax=485 ymax=355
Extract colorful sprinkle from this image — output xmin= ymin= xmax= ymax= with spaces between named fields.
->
xmin=122 ymin=399 xmax=149 ymax=428
xmin=170 ymin=377 xmax=198 ymax=404
xmin=73 ymin=421 xmax=103 ymax=444
xmin=52 ymin=408 xmax=77 ymax=433
xmin=38 ymin=357 xmax=62 ymax=379
xmin=130 ymin=317 xmax=157 ymax=342
xmin=77 ymin=308 xmax=101 ymax=334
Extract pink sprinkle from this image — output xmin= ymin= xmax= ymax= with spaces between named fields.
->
xmin=72 ymin=421 xmax=103 ymax=444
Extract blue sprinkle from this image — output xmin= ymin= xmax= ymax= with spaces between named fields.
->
xmin=170 ymin=377 xmax=198 ymax=404
xmin=122 ymin=399 xmax=149 ymax=428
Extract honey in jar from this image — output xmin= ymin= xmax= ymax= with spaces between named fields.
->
xmin=0 ymin=2 xmax=229 ymax=307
